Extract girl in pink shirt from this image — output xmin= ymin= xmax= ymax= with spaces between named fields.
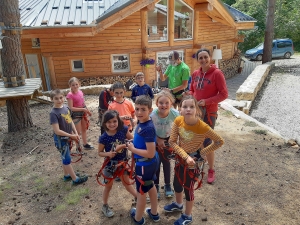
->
xmin=66 ymin=77 xmax=94 ymax=150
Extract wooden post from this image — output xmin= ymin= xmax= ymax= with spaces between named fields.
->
xmin=46 ymin=56 xmax=57 ymax=89
xmin=11 ymin=76 xmax=18 ymax=87
xmin=141 ymin=9 xmax=150 ymax=84
xmin=193 ymin=11 xmax=199 ymax=47
xmin=3 ymin=77 xmax=8 ymax=88
xmin=168 ymin=0 xmax=174 ymax=46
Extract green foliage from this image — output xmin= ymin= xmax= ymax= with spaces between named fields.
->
xmin=253 ymin=129 xmax=267 ymax=135
xmin=221 ymin=0 xmax=300 ymax=52
xmin=64 ymin=188 xmax=89 ymax=205
xmin=243 ymin=121 xmax=257 ymax=127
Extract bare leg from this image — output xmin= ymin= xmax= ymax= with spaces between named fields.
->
xmin=81 ymin=119 xmax=88 ymax=145
xmin=148 ymin=185 xmax=158 ymax=215
xmin=63 ymin=164 xmax=77 ymax=180
xmin=135 ymin=191 xmax=147 ymax=221
xmin=185 ymin=200 xmax=194 ymax=216
xmin=175 ymin=191 xmax=184 ymax=205
xmin=102 ymin=180 xmax=114 ymax=204
xmin=207 ymin=151 xmax=215 ymax=170
xmin=121 ymin=175 xmax=137 ymax=198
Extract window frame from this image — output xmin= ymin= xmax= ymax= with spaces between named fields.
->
xmin=111 ymin=54 xmax=130 ymax=73
xmin=31 ymin=38 xmax=41 ymax=48
xmin=174 ymin=0 xmax=194 ymax=41
xmin=70 ymin=59 xmax=84 ymax=72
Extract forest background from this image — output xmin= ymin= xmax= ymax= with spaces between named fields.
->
xmin=222 ymin=0 xmax=300 ymax=52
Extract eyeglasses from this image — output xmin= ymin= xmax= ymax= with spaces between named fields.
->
xmin=136 ymin=77 xmax=144 ymax=80
xmin=198 ymin=56 xmax=209 ymax=60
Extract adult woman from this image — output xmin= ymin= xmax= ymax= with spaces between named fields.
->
xmin=188 ymin=48 xmax=228 ymax=184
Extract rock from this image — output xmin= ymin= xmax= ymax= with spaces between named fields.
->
xmin=291 ymin=145 xmax=299 ymax=149
xmin=201 ymin=216 xmax=208 ymax=221
xmin=287 ymin=139 xmax=297 ymax=146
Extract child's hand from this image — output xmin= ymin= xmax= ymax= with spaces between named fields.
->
xmin=84 ymin=108 xmax=92 ymax=116
xmin=157 ymin=138 xmax=165 ymax=148
xmin=107 ymin=151 xmax=117 ymax=158
xmin=185 ymin=156 xmax=195 ymax=166
xmin=115 ymin=144 xmax=126 ymax=153
xmin=123 ymin=115 xmax=131 ymax=120
xmin=127 ymin=142 xmax=135 ymax=152
xmin=70 ymin=134 xmax=80 ymax=142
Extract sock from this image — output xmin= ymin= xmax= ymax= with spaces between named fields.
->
xmin=175 ymin=202 xmax=183 ymax=207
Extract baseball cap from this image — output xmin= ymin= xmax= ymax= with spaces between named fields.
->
xmin=167 ymin=51 xmax=180 ymax=64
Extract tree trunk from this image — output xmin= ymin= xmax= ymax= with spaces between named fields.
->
xmin=6 ymin=98 xmax=33 ymax=132
xmin=262 ymin=0 xmax=276 ymax=63
xmin=0 ymin=0 xmax=33 ymax=131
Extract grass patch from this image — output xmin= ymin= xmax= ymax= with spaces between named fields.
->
xmin=34 ymin=177 xmax=44 ymax=190
xmin=3 ymin=183 xmax=13 ymax=190
xmin=0 ymin=190 xmax=3 ymax=202
xmin=64 ymin=188 xmax=89 ymax=205
xmin=55 ymin=204 xmax=67 ymax=211
xmin=253 ymin=129 xmax=267 ymax=135
xmin=221 ymin=110 xmax=233 ymax=117
xmin=243 ymin=121 xmax=257 ymax=127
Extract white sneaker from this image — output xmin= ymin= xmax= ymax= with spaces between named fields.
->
xmin=102 ymin=204 xmax=114 ymax=218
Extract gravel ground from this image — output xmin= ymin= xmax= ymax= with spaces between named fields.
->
xmin=250 ymin=55 xmax=300 ymax=140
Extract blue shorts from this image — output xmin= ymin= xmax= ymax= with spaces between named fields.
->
xmin=53 ymin=135 xmax=72 ymax=165
xmin=135 ymin=158 xmax=159 ymax=194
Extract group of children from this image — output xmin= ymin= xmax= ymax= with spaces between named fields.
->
xmin=49 ymin=73 xmax=224 ymax=225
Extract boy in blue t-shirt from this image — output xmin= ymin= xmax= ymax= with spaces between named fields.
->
xmin=127 ymin=95 xmax=160 ymax=224
xmin=131 ymin=72 xmax=154 ymax=103
xmin=49 ymin=89 xmax=88 ymax=185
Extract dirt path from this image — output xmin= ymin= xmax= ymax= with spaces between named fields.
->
xmin=0 ymin=96 xmax=299 ymax=225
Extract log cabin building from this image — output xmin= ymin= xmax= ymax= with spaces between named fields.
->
xmin=19 ymin=0 xmax=256 ymax=90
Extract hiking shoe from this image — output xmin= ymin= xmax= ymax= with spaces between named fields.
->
xmin=164 ymin=184 xmax=174 ymax=197
xmin=102 ymin=204 xmax=114 ymax=218
xmin=83 ymin=144 xmax=94 ymax=150
xmin=174 ymin=214 xmax=193 ymax=225
xmin=130 ymin=208 xmax=145 ymax=225
xmin=164 ymin=202 xmax=183 ymax=212
xmin=207 ymin=169 xmax=215 ymax=184
xmin=146 ymin=208 xmax=160 ymax=222
xmin=72 ymin=175 xmax=88 ymax=185
xmin=155 ymin=184 xmax=160 ymax=200
xmin=63 ymin=172 xmax=80 ymax=182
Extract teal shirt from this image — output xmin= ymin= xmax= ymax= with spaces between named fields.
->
xmin=150 ymin=108 xmax=180 ymax=138
xmin=164 ymin=61 xmax=190 ymax=91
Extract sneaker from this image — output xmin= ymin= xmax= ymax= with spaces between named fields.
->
xmin=207 ymin=169 xmax=215 ymax=184
xmin=130 ymin=208 xmax=145 ymax=225
xmin=102 ymin=204 xmax=114 ymax=218
xmin=146 ymin=208 xmax=160 ymax=222
xmin=83 ymin=144 xmax=94 ymax=150
xmin=155 ymin=184 xmax=160 ymax=200
xmin=164 ymin=202 xmax=183 ymax=212
xmin=63 ymin=172 xmax=80 ymax=182
xmin=115 ymin=177 xmax=121 ymax=182
xmin=72 ymin=175 xmax=88 ymax=185
xmin=174 ymin=214 xmax=193 ymax=225
xmin=164 ymin=184 xmax=174 ymax=197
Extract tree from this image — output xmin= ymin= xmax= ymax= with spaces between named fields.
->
xmin=0 ymin=0 xmax=33 ymax=132
xmin=262 ymin=0 xmax=276 ymax=63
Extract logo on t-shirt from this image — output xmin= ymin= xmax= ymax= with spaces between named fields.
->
xmin=61 ymin=110 xmax=72 ymax=124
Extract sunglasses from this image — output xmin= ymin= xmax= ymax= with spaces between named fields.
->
xmin=198 ymin=56 xmax=209 ymax=60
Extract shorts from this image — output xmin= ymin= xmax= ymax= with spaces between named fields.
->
xmin=102 ymin=160 xmax=128 ymax=184
xmin=71 ymin=111 xmax=84 ymax=124
xmin=135 ymin=159 xmax=159 ymax=194
xmin=53 ymin=135 xmax=71 ymax=165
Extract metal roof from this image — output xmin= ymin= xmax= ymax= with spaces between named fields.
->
xmin=223 ymin=3 xmax=257 ymax=22
xmin=19 ymin=0 xmax=124 ymax=27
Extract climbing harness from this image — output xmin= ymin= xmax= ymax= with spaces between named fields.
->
xmin=157 ymin=140 xmax=175 ymax=161
xmin=96 ymin=140 xmax=135 ymax=186
xmin=174 ymin=150 xmax=205 ymax=191
xmin=55 ymin=135 xmax=84 ymax=163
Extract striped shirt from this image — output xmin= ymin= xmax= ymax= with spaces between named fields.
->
xmin=169 ymin=116 xmax=224 ymax=160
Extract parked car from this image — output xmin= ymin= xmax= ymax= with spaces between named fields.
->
xmin=245 ymin=39 xmax=294 ymax=61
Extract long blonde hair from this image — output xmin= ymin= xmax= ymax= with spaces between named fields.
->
xmin=155 ymin=90 xmax=175 ymax=104
xmin=179 ymin=95 xmax=203 ymax=119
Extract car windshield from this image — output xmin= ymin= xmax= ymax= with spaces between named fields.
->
xmin=255 ymin=43 xmax=264 ymax=50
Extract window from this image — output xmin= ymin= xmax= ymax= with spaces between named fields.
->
xmin=31 ymin=38 xmax=40 ymax=48
xmin=71 ymin=59 xmax=84 ymax=72
xmin=174 ymin=0 xmax=193 ymax=40
xmin=148 ymin=0 xmax=168 ymax=42
xmin=111 ymin=54 xmax=130 ymax=73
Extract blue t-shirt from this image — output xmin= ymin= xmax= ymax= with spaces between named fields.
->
xmin=98 ymin=126 xmax=128 ymax=161
xmin=131 ymin=84 xmax=154 ymax=102
xmin=133 ymin=119 xmax=157 ymax=166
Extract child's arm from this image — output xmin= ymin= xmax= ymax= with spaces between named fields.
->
xmin=148 ymin=86 xmax=154 ymax=99
xmin=200 ymin=128 xmax=224 ymax=157
xmin=67 ymin=98 xmax=90 ymax=115
xmin=131 ymin=87 xmax=136 ymax=102
xmin=98 ymin=143 xmax=117 ymax=158
xmin=52 ymin=123 xmax=79 ymax=141
xmin=115 ymin=129 xmax=134 ymax=152
xmin=127 ymin=142 xmax=156 ymax=158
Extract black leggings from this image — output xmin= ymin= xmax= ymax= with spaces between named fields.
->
xmin=173 ymin=164 xmax=200 ymax=201
xmin=154 ymin=138 xmax=171 ymax=185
